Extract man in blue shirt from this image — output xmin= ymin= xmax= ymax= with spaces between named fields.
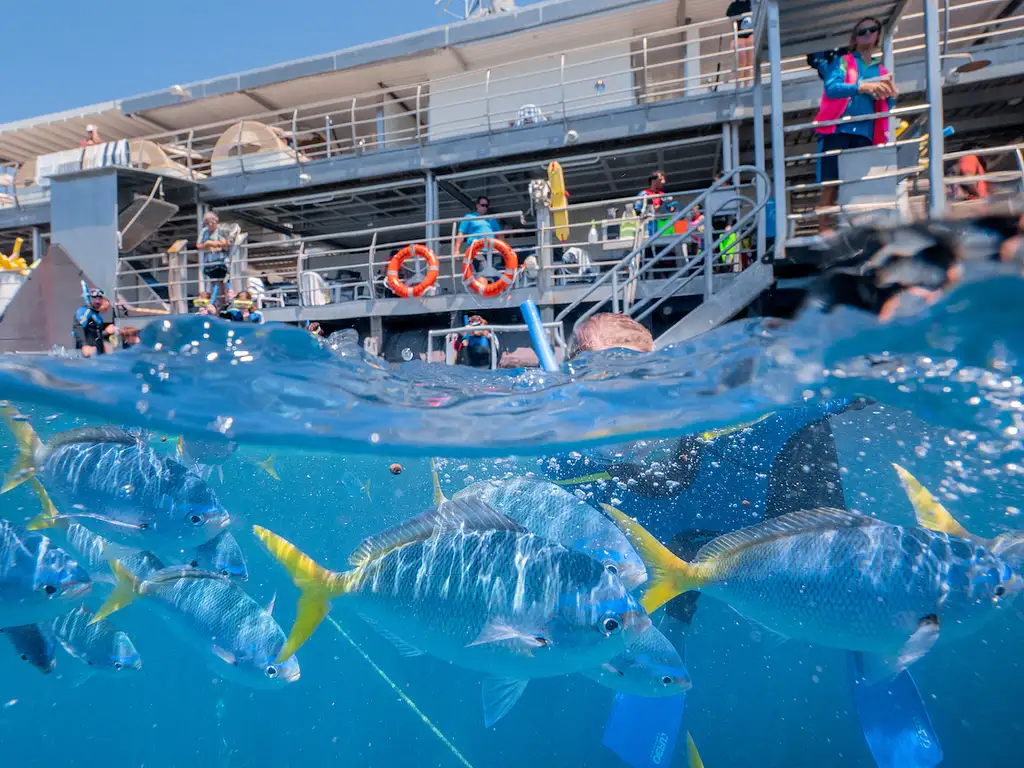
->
xmin=454 ymin=196 xmax=502 ymax=272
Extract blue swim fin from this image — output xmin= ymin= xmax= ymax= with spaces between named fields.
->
xmin=849 ymin=651 xmax=943 ymax=768
xmin=603 ymin=692 xmax=686 ymax=768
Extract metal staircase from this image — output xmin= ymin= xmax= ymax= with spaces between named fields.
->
xmin=555 ymin=166 xmax=772 ymax=343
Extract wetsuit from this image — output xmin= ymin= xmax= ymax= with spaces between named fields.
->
xmin=220 ymin=307 xmax=263 ymax=324
xmin=73 ymin=305 xmax=108 ymax=355
xmin=544 ymin=397 xmax=865 ymax=624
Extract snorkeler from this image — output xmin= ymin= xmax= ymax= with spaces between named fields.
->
xmin=73 ymin=288 xmax=114 ymax=358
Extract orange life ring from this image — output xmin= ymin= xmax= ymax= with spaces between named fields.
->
xmin=387 ymin=245 xmax=439 ymax=298
xmin=461 ymin=238 xmax=519 ymax=298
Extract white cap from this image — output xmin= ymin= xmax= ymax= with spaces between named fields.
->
xmin=86 ymin=124 xmax=97 ymax=132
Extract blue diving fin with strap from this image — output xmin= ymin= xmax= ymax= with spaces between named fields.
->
xmin=603 ymin=692 xmax=687 ymax=768
xmin=849 ymin=651 xmax=942 ymax=768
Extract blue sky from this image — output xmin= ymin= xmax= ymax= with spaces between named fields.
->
xmin=0 ymin=0 xmax=541 ymax=123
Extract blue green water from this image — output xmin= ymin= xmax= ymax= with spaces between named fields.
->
xmin=0 ymin=273 xmax=1022 ymax=766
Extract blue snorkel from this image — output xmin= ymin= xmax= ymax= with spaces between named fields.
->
xmin=519 ymin=299 xmax=558 ymax=373
xmin=80 ymin=280 xmax=91 ymax=307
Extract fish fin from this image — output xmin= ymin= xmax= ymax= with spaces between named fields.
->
xmin=1 ymin=405 xmax=41 ymax=494
xmin=347 ymin=498 xmax=527 ymax=568
xmin=265 ymin=593 xmax=276 ymax=616
xmin=467 ymin=618 xmax=549 ymax=656
xmin=359 ymin=616 xmax=425 ymax=657
xmin=600 ymin=662 xmax=622 ymax=676
xmin=91 ymin=561 xmax=142 ymax=623
xmin=211 ymin=645 xmax=238 ymax=666
xmin=216 ymin=466 xmax=224 ymax=485
xmin=430 ymin=458 xmax=447 ymax=505
xmin=858 ymin=616 xmax=940 ymax=685
xmin=698 ymin=411 xmax=775 ymax=440
xmin=687 ymin=732 xmax=704 ymax=768
xmin=892 ymin=463 xmax=971 ymax=538
xmin=252 ymin=525 xmax=344 ymax=662
xmin=26 ymin=478 xmax=68 ymax=531
xmin=49 ymin=427 xmax=141 ymax=448
xmin=362 ymin=479 xmax=372 ymax=502
xmin=253 ymin=455 xmax=279 ymax=481
xmin=1 ymin=623 xmax=56 ymax=674
xmin=601 ymin=504 xmax=704 ymax=613
xmin=693 ymin=507 xmax=874 ymax=563
xmin=176 ymin=435 xmax=184 ymax=457
xmin=481 ymin=677 xmax=529 ymax=728
xmin=193 ymin=531 xmax=249 ymax=581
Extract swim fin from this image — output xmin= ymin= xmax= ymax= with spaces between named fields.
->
xmin=849 ymin=651 xmax=942 ymax=768
xmin=602 ymin=692 xmax=686 ymax=768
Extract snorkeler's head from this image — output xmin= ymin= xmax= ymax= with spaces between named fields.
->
xmin=567 ymin=313 xmax=653 ymax=360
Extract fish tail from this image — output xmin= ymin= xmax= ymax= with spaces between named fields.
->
xmin=254 ymin=455 xmax=279 ymax=481
xmin=601 ymin=504 xmax=705 ymax=613
xmin=175 ymin=435 xmax=184 ymax=458
xmin=252 ymin=525 xmax=347 ymax=662
xmin=892 ymin=463 xmax=971 ymax=538
xmin=26 ymin=477 xmax=68 ymax=532
xmin=90 ymin=561 xmax=142 ymax=623
xmin=1 ymin=405 xmax=41 ymax=494
xmin=429 ymin=458 xmax=447 ymax=505
xmin=687 ymin=732 xmax=704 ymax=768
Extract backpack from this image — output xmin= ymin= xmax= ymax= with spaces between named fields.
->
xmin=806 ymin=47 xmax=850 ymax=80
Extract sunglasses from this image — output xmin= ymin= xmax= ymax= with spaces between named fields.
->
xmin=232 ymin=299 xmax=253 ymax=309
xmin=477 ymin=201 xmax=489 ymax=207
xmin=856 ymin=24 xmax=881 ymax=37
xmin=192 ymin=298 xmax=210 ymax=307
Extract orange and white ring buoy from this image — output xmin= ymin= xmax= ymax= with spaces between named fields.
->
xmin=387 ymin=244 xmax=440 ymax=299
xmin=461 ymin=238 xmax=519 ymax=298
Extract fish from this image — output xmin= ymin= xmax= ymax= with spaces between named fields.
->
xmin=607 ymin=504 xmax=1023 ymax=683
xmin=93 ymin=562 xmax=299 ymax=689
xmin=893 ymin=463 xmax=1024 ymax=568
xmin=51 ymin=605 xmax=141 ymax=678
xmin=583 ymin=624 xmax=691 ymax=698
xmin=1 ymin=624 xmax=57 ymax=674
xmin=253 ymin=498 xmax=651 ymax=726
xmin=451 ymin=475 xmax=648 ymax=590
xmin=65 ymin=523 xmax=247 ymax=582
xmin=0 ymin=519 xmax=91 ymax=627
xmin=2 ymin=407 xmax=230 ymax=562
xmin=176 ymin=435 xmax=279 ymax=483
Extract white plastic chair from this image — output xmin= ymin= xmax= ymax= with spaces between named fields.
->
xmin=299 ymin=270 xmax=331 ymax=306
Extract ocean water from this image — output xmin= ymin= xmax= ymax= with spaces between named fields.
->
xmin=0 ymin=253 xmax=1023 ymax=766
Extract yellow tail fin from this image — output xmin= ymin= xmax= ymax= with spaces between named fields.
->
xmin=26 ymin=478 xmax=67 ymax=531
xmin=252 ymin=525 xmax=345 ymax=662
xmin=600 ymin=504 xmax=705 ymax=613
xmin=687 ymin=732 xmax=704 ymax=768
xmin=430 ymin=458 xmax=447 ymax=505
xmin=1 ymin=406 xmax=41 ymax=494
xmin=255 ymin=455 xmax=279 ymax=481
xmin=91 ymin=561 xmax=142 ymax=623
xmin=892 ymin=463 xmax=970 ymax=538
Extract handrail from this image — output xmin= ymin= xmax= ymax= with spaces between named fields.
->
xmin=555 ymin=165 xmax=769 ymax=329
xmin=426 ymin=321 xmax=566 ymax=368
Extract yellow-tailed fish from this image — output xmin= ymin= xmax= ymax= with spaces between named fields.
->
xmin=606 ymin=503 xmax=1022 ymax=683
xmin=894 ymin=462 xmax=1024 ymax=568
xmin=253 ymin=497 xmax=651 ymax=727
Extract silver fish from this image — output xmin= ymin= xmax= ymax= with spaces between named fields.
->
xmin=52 ymin=605 xmax=141 ymax=676
xmin=451 ymin=476 xmax=648 ymax=590
xmin=583 ymin=625 xmax=691 ymax=698
xmin=94 ymin=563 xmax=299 ymax=689
xmin=0 ymin=519 xmax=91 ymax=627
xmin=1 ymin=623 xmax=56 ymax=674
xmin=255 ymin=498 xmax=651 ymax=726
xmin=2 ymin=408 xmax=230 ymax=561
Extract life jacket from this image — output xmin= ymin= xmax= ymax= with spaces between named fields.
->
xmin=815 ymin=53 xmax=890 ymax=145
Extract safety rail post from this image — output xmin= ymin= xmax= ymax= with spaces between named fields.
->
xmin=703 ymin=216 xmax=714 ymax=299
xmin=766 ymin=1 xmax=787 ymax=260
xmin=325 ymin=116 xmax=333 ymax=158
xmin=924 ymin=0 xmax=947 ymax=218
xmin=415 ymin=85 xmax=424 ymax=146
xmin=485 ymin=71 xmax=492 ymax=134
xmin=351 ymin=98 xmax=359 ymax=153
xmin=11 ymin=162 xmax=21 ymax=210
xmin=368 ymin=231 xmax=379 ymax=300
xmin=611 ymin=269 xmax=621 ymax=313
xmin=185 ymin=130 xmax=195 ymax=180
xmin=291 ymin=109 xmax=301 ymax=169
xmin=236 ymin=120 xmax=246 ymax=175
xmin=753 ymin=45 xmax=767 ymax=262
xmin=559 ymin=55 xmax=567 ymax=120
xmin=641 ymin=38 xmax=649 ymax=102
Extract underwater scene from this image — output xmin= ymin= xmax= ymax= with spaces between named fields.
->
xmin=1 ymin=215 xmax=1024 ymax=768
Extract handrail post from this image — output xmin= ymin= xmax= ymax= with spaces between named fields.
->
xmin=236 ymin=120 xmax=246 ymax=175
xmin=537 ymin=209 xmax=553 ymax=296
xmin=703 ymin=215 xmax=714 ymax=299
xmin=325 ymin=116 xmax=333 ymax=158
xmin=611 ymin=269 xmax=620 ymax=314
xmin=415 ymin=84 xmax=424 ymax=146
xmin=291 ymin=109 xmax=301 ymax=168
xmin=185 ymin=130 xmax=195 ymax=179
xmin=485 ymin=70 xmax=492 ymax=134
xmin=560 ymin=54 xmax=567 ymax=118
xmin=641 ymin=38 xmax=649 ymax=102
xmin=924 ymin=0 xmax=947 ymax=218
xmin=11 ymin=162 xmax=21 ymax=210
xmin=351 ymin=98 xmax=359 ymax=153
xmin=368 ymin=231 xmax=378 ymax=300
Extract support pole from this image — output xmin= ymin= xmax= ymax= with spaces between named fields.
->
xmin=753 ymin=53 xmax=767 ymax=262
xmin=766 ymin=0 xmax=787 ymax=260
xmin=923 ymin=0 xmax=946 ymax=218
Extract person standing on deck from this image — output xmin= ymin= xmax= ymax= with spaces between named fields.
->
xmin=196 ymin=212 xmax=236 ymax=301
xmin=80 ymin=124 xmax=102 ymax=147
xmin=454 ymin=196 xmax=503 ymax=273
xmin=814 ymin=17 xmax=897 ymax=233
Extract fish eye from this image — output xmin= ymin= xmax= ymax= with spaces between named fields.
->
xmin=219 ymin=569 xmax=229 ymax=577
xmin=190 ymin=560 xmax=199 ymax=568
xmin=599 ymin=614 xmax=622 ymax=635
xmin=186 ymin=513 xmax=203 ymax=526
xmin=265 ymin=665 xmax=279 ymax=679
xmin=604 ymin=563 xmax=618 ymax=575
xmin=995 ymin=585 xmax=1006 ymax=597
xmin=660 ymin=675 xmax=673 ymax=686
xmin=139 ymin=523 xmax=149 ymax=531
xmin=114 ymin=662 xmax=122 ymax=671
xmin=42 ymin=584 xmax=57 ymax=595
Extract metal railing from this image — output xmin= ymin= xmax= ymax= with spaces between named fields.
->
xmin=426 ymin=321 xmax=567 ymax=369
xmin=555 ymin=166 xmax=770 ymax=332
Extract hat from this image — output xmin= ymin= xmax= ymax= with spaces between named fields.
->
xmin=85 ymin=124 xmax=97 ymax=132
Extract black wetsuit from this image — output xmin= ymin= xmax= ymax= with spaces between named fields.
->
xmin=73 ymin=306 xmax=108 ymax=355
